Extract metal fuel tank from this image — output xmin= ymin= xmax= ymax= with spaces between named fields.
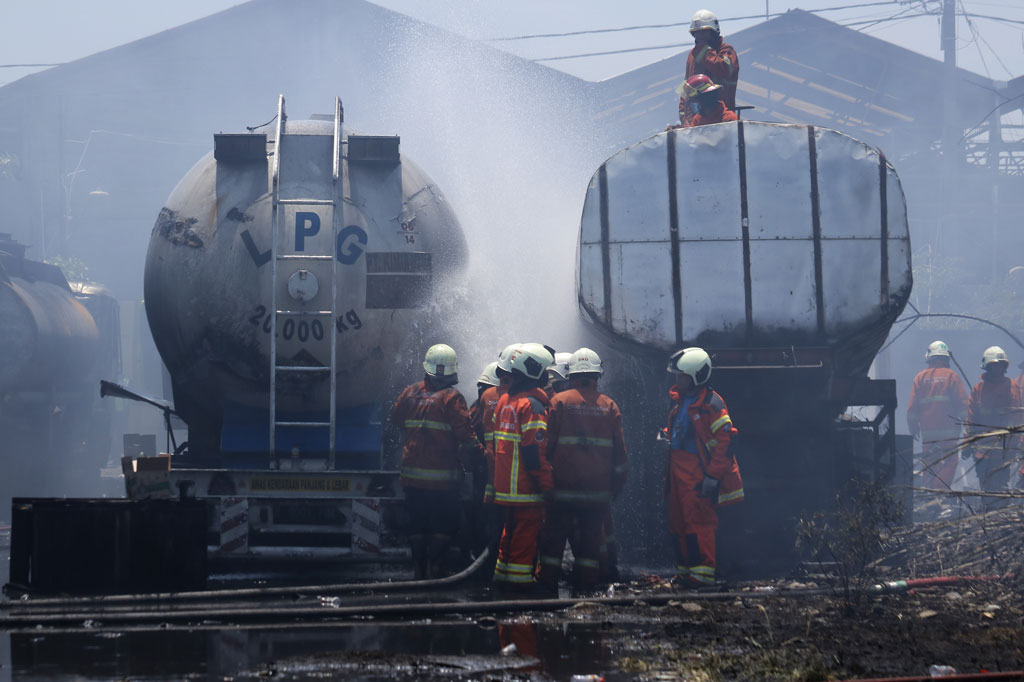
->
xmin=144 ymin=98 xmax=467 ymax=454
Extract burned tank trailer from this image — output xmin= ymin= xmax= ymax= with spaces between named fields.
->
xmin=0 ymin=235 xmax=117 ymax=503
xmin=578 ymin=122 xmax=912 ymax=575
xmin=0 ymin=245 xmax=99 ymax=393
xmin=144 ymin=107 xmax=468 ymax=461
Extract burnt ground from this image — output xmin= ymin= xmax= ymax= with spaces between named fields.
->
xmin=221 ymin=504 xmax=1024 ymax=681
xmin=9 ymin=505 xmax=1024 ymax=681
xmin=201 ymin=580 xmax=1024 ymax=682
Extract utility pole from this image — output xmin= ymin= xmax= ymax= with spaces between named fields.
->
xmin=939 ymin=0 xmax=957 ymax=260
xmin=765 ymin=1 xmax=769 ymax=21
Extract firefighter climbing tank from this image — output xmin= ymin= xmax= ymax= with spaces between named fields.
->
xmin=144 ymin=97 xmax=467 ymax=451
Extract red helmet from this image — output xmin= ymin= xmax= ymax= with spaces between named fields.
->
xmin=682 ymin=74 xmax=722 ymax=99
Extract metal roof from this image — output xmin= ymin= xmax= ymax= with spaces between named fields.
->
xmin=594 ymin=9 xmax=1010 ymax=160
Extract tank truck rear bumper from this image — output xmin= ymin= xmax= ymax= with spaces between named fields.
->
xmin=122 ymin=461 xmax=408 ymax=561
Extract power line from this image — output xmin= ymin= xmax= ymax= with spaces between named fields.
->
xmin=535 ymin=43 xmax=692 ymax=63
xmin=490 ymin=1 xmax=904 ymax=41
xmin=963 ymin=12 xmax=1024 ymax=25
xmin=0 ymin=63 xmax=63 ymax=68
xmin=533 ymin=10 xmax=943 ymax=62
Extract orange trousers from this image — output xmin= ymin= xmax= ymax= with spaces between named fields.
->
xmin=668 ymin=450 xmax=717 ymax=583
xmin=493 ymin=505 xmax=545 ymax=584
xmin=920 ymin=443 xmax=957 ymax=490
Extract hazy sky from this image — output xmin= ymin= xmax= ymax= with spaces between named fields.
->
xmin=2 ymin=0 xmax=1022 ymax=85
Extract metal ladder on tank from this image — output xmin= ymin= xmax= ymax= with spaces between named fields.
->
xmin=268 ymin=95 xmax=344 ymax=469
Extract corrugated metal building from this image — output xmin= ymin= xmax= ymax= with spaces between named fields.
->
xmin=0 ymin=3 xmax=1020 ymax=295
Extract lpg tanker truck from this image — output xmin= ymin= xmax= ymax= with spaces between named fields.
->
xmin=579 ymin=121 xmax=912 ymax=574
xmin=132 ymin=96 xmax=467 ymax=560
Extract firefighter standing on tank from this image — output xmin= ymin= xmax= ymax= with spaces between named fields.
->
xmin=678 ymin=9 xmax=739 ymax=126
xmin=906 ymin=341 xmax=968 ymax=490
xmin=664 ymin=347 xmax=743 ymax=586
xmin=390 ymin=344 xmax=484 ymax=579
xmin=491 ymin=343 xmax=555 ymax=590
xmin=962 ymin=346 xmax=1022 ymax=501
xmin=536 ymin=347 xmax=627 ymax=594
xmin=681 ymin=75 xmax=737 ymax=127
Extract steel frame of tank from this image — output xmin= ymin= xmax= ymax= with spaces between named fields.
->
xmin=125 ymin=464 xmax=409 ymax=562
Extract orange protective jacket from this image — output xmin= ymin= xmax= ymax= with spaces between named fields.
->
xmin=477 ymin=383 xmax=507 ymax=502
xmin=679 ymin=40 xmax=739 ymax=124
xmin=666 ymin=386 xmax=744 ymax=506
xmin=964 ymin=374 xmax=1021 ymax=440
xmin=492 ymin=387 xmax=554 ymax=506
xmin=390 ymin=379 xmax=479 ymax=491
xmin=906 ymin=367 xmax=968 ymax=443
xmin=546 ymin=383 xmax=628 ymax=505
xmin=688 ymin=101 xmax=738 ymax=127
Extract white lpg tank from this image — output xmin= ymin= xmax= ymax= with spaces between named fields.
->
xmin=144 ymin=100 xmax=466 ymax=453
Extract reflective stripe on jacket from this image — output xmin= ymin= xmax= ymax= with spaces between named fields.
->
xmin=964 ymin=374 xmax=1022 ymax=456
xmin=546 ymin=383 xmax=628 ymax=506
xmin=478 ymin=383 xmax=507 ymax=502
xmin=390 ymin=379 xmax=478 ymax=491
xmin=492 ymin=387 xmax=553 ymax=505
xmin=906 ymin=367 xmax=967 ymax=442
xmin=666 ymin=385 xmax=743 ymax=507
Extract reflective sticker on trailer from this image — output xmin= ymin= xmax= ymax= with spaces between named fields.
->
xmin=248 ymin=477 xmax=352 ymax=493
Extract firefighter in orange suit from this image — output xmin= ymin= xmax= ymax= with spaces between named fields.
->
xmin=682 ymin=75 xmax=738 ymax=127
xmin=963 ymin=346 xmax=1022 ymax=498
xmin=664 ymin=347 xmax=743 ymax=586
xmin=545 ymin=352 xmax=573 ymax=399
xmin=476 ymin=350 xmax=515 ymax=581
xmin=491 ymin=343 xmax=555 ymax=589
xmin=482 ymin=345 xmax=518 ymax=505
xmin=390 ymin=343 xmax=483 ymax=579
xmin=469 ymin=360 xmax=501 ymax=562
xmin=470 ymin=361 xmax=500 ymax=443
xmin=906 ymin=341 xmax=968 ymax=490
xmin=537 ymin=347 xmax=627 ymax=594
xmin=678 ymin=9 xmax=738 ymax=126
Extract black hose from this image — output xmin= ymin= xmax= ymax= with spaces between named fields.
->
xmin=2 ymin=576 xmax=1000 ymax=630
xmin=2 ymin=548 xmax=490 ymax=612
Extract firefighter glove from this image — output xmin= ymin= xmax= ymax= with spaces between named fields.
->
xmin=697 ymin=475 xmax=720 ymax=498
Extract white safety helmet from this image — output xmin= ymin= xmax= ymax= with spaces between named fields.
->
xmin=423 ymin=343 xmax=458 ymax=377
xmin=477 ymin=361 xmax=500 ymax=387
xmin=568 ymin=348 xmax=603 ymax=376
xmin=497 ymin=343 xmax=520 ymax=372
xmin=924 ymin=340 xmax=950 ymax=360
xmin=509 ymin=342 xmax=554 ymax=381
xmin=547 ymin=352 xmax=573 ymax=381
xmin=982 ymin=346 xmax=1009 ymax=369
xmin=689 ymin=9 xmax=720 ymax=35
xmin=667 ymin=347 xmax=712 ymax=386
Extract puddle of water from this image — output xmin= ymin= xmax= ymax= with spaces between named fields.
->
xmin=6 ymin=620 xmax=619 ymax=681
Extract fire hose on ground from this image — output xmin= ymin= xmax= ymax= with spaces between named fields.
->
xmin=1 ymin=546 xmax=494 ymax=613
xmin=0 ymin=573 xmax=1012 ymax=630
